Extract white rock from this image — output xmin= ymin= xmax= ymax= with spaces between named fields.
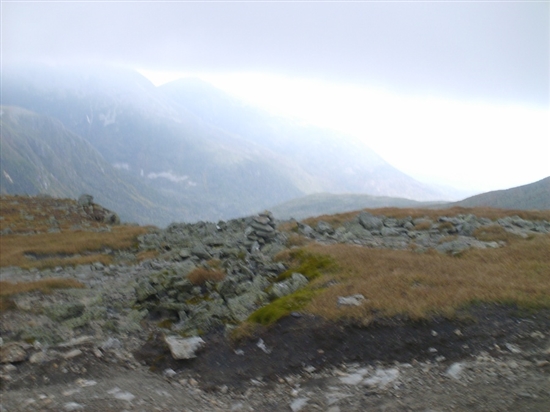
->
xmin=290 ymin=397 xmax=309 ymax=412
xmin=163 ymin=368 xmax=177 ymax=378
xmin=339 ymin=373 xmax=365 ymax=385
xmin=64 ymin=402 xmax=84 ymax=411
xmin=505 ymin=343 xmax=522 ymax=354
xmin=337 ymin=294 xmax=366 ymax=307
xmin=63 ymin=349 xmax=82 ymax=359
xmin=445 ymin=362 xmax=464 ymax=380
xmin=256 ymin=338 xmax=271 ymax=354
xmin=164 ymin=336 xmax=205 ymax=360
xmin=363 ymin=367 xmax=400 ymax=389
xmin=114 ymin=391 xmax=135 ymax=402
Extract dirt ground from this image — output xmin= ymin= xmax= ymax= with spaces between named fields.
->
xmin=2 ymin=304 xmax=549 ymax=411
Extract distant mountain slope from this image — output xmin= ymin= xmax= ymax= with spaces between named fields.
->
xmin=270 ymin=193 xmax=439 ymax=220
xmin=2 ymin=64 xmax=449 ymax=224
xmin=0 ymin=106 xmax=192 ymax=225
xmin=452 ymin=177 xmax=550 ymax=210
xmin=160 ymin=78 xmax=446 ymax=201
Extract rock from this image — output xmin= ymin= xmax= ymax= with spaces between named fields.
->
xmin=63 ymin=349 xmax=83 ymax=359
xmin=363 ymin=367 xmax=400 ymax=389
xmin=357 ymin=212 xmax=384 ymax=231
xmin=46 ymin=302 xmax=86 ymax=322
xmin=446 ymin=362 xmax=464 ymax=380
xmin=256 ymin=338 xmax=271 ymax=354
xmin=164 ymin=336 xmax=205 ymax=359
xmin=77 ymin=194 xmax=93 ymax=207
xmin=29 ymin=351 xmax=49 ymax=364
xmin=0 ymin=342 xmax=27 ymax=363
xmin=179 ymin=248 xmax=192 ymax=259
xmin=64 ymin=402 xmax=84 ymax=411
xmin=135 ymin=280 xmax=157 ymax=302
xmin=290 ymin=397 xmax=309 ymax=412
xmin=270 ymin=273 xmax=308 ymax=299
xmin=316 ymin=221 xmax=334 ymax=235
xmin=191 ymin=244 xmax=211 ymax=260
xmin=337 ymin=294 xmax=366 ymax=307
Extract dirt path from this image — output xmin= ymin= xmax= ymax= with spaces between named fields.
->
xmin=2 ymin=305 xmax=549 ymax=411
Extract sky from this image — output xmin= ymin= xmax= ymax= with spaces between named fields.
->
xmin=2 ymin=1 xmax=549 ymax=193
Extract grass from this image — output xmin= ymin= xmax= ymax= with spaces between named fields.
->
xmin=0 ymin=278 xmax=86 ymax=312
xmin=0 ymin=225 xmax=150 ymax=269
xmin=244 ymin=227 xmax=550 ymax=329
xmin=302 ymin=206 xmax=550 ymax=229
xmin=303 ymin=233 xmax=550 ymax=322
xmin=187 ymin=267 xmax=226 ymax=286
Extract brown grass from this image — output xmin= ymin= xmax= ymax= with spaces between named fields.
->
xmin=295 ymin=233 xmax=550 ymax=322
xmin=0 ymin=226 xmax=150 ymax=269
xmin=187 ymin=267 xmax=226 ymax=286
xmin=302 ymin=207 xmax=550 ymax=229
xmin=0 ymin=278 xmax=86 ymax=312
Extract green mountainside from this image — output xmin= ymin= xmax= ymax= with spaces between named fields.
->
xmin=452 ymin=177 xmax=550 ymax=210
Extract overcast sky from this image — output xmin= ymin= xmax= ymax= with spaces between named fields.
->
xmin=2 ymin=1 xmax=549 ymax=193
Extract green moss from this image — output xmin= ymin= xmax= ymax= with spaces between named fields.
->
xmin=276 ymin=250 xmax=335 ymax=282
xmin=248 ymin=288 xmax=319 ymax=325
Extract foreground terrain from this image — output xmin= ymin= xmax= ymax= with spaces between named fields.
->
xmin=1 ymin=195 xmax=549 ymax=411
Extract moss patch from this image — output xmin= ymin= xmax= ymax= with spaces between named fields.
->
xmin=248 ymin=288 xmax=320 ymax=325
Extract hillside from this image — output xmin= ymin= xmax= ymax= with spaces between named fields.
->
xmin=453 ymin=176 xmax=550 ymax=210
xmin=270 ymin=192 xmax=440 ymax=220
xmin=1 ymin=196 xmax=549 ymax=411
xmin=0 ymin=106 xmax=197 ymax=225
xmin=2 ymin=64 xmax=449 ymax=225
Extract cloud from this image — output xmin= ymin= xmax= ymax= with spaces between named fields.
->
xmin=3 ymin=2 xmax=548 ymax=106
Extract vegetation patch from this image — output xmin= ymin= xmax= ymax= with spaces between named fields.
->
xmin=0 ymin=225 xmax=149 ymax=269
xmin=187 ymin=267 xmax=226 ymax=286
xmin=275 ymin=249 xmax=336 ymax=281
xmin=248 ymin=288 xmax=320 ymax=325
xmin=0 ymin=278 xmax=86 ymax=313
xmin=304 ymin=234 xmax=550 ymax=322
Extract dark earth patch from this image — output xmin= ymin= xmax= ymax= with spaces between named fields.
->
xmin=133 ymin=304 xmax=550 ymax=389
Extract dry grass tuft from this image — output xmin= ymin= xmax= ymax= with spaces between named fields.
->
xmin=0 ymin=278 xmax=86 ymax=312
xmin=303 ymin=234 xmax=550 ymax=322
xmin=303 ymin=207 xmax=550 ymax=228
xmin=0 ymin=225 xmax=150 ymax=269
xmin=187 ymin=267 xmax=226 ymax=286
xmin=473 ymin=225 xmax=516 ymax=242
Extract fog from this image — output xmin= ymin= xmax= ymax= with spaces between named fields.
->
xmin=3 ymin=1 xmax=549 ymax=192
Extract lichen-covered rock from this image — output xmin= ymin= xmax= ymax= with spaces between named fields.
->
xmin=46 ymin=302 xmax=86 ymax=321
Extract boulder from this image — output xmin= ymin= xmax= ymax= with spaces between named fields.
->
xmin=357 ymin=212 xmax=384 ymax=231
xmin=164 ymin=336 xmax=205 ymax=360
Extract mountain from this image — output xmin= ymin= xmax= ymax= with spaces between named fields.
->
xmin=451 ymin=177 xmax=550 ymax=210
xmin=2 ymin=64 xmax=448 ymax=224
xmin=270 ymin=192 xmax=440 ymax=220
xmin=159 ymin=78 xmax=445 ymax=201
xmin=0 ymin=106 xmax=193 ymax=225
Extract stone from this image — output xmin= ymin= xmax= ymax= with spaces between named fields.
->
xmin=164 ymin=336 xmax=205 ymax=359
xmin=46 ymin=302 xmax=86 ymax=322
xmin=446 ymin=362 xmax=464 ymax=380
xmin=77 ymin=194 xmax=93 ymax=207
xmin=337 ymin=294 xmax=366 ymax=307
xmin=357 ymin=212 xmax=384 ymax=231
xmin=135 ymin=280 xmax=157 ymax=302
xmin=0 ymin=342 xmax=27 ymax=363
xmin=290 ymin=398 xmax=309 ymax=412
xmin=64 ymin=402 xmax=84 ymax=411
xmin=363 ymin=367 xmax=400 ymax=389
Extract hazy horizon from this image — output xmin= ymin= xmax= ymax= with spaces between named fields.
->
xmin=3 ymin=1 xmax=549 ymax=195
